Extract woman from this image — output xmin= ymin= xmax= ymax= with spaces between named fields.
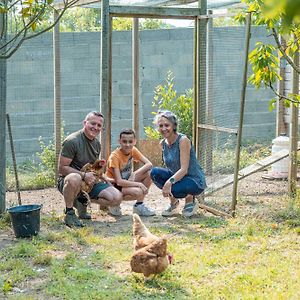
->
xmin=150 ymin=110 xmax=206 ymax=217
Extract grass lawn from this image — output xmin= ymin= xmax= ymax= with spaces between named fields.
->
xmin=1 ymin=191 xmax=300 ymax=299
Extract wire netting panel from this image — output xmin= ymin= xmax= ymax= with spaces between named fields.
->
xmin=199 ymin=18 xmax=275 ymax=210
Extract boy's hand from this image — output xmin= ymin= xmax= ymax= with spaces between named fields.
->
xmin=137 ymin=182 xmax=148 ymax=194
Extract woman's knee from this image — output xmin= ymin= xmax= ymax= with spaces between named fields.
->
xmin=150 ymin=167 xmax=162 ymax=180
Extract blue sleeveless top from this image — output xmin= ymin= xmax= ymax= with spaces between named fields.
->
xmin=162 ymin=133 xmax=207 ymax=190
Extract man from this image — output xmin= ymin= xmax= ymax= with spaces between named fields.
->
xmin=57 ymin=111 xmax=123 ymax=227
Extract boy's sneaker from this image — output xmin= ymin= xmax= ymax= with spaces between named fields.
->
xmin=133 ymin=203 xmax=155 ymax=217
xmin=64 ymin=210 xmax=84 ymax=227
xmin=108 ymin=205 xmax=122 ymax=217
xmin=74 ymin=199 xmax=91 ymax=219
xmin=182 ymin=199 xmax=199 ymax=217
xmin=162 ymin=200 xmax=180 ymax=217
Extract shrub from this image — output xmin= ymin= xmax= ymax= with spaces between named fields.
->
xmin=144 ymin=71 xmax=193 ymax=139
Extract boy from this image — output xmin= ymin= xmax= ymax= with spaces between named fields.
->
xmin=105 ymin=128 xmax=155 ymax=216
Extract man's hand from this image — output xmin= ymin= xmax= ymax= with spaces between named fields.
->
xmin=84 ymin=172 xmax=97 ymax=186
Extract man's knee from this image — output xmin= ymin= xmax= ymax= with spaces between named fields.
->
xmin=63 ymin=174 xmax=81 ymax=193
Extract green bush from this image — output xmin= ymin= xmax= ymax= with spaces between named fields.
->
xmin=144 ymin=71 xmax=193 ymax=139
xmin=6 ymin=128 xmax=65 ymax=190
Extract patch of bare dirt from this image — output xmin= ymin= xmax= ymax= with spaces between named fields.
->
xmin=3 ymin=170 xmax=297 ymax=236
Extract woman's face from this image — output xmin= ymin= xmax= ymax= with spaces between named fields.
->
xmin=157 ymin=117 xmax=175 ymax=138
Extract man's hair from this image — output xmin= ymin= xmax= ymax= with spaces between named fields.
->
xmin=85 ymin=111 xmax=104 ymax=121
xmin=119 ymin=128 xmax=136 ymax=139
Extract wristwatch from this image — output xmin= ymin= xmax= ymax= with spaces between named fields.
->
xmin=169 ymin=177 xmax=175 ymax=184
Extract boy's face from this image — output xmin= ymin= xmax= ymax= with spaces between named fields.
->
xmin=119 ymin=133 xmax=136 ymax=155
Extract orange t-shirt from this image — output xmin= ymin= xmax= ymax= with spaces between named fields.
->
xmin=106 ymin=146 xmax=143 ymax=180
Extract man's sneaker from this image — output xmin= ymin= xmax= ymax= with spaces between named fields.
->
xmin=162 ymin=200 xmax=180 ymax=217
xmin=133 ymin=203 xmax=155 ymax=217
xmin=64 ymin=210 xmax=84 ymax=227
xmin=74 ymin=199 xmax=91 ymax=219
xmin=182 ymin=199 xmax=199 ymax=217
xmin=108 ymin=205 xmax=122 ymax=217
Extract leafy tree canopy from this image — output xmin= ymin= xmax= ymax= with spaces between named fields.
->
xmin=1 ymin=0 xmax=79 ymax=58
xmin=236 ymin=0 xmax=300 ymax=110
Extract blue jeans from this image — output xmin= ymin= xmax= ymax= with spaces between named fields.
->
xmin=150 ymin=167 xmax=204 ymax=199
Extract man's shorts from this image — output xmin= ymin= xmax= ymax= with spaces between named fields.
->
xmin=57 ymin=176 xmax=110 ymax=199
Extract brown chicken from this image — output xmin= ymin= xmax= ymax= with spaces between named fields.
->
xmin=80 ymin=159 xmax=106 ymax=201
xmin=132 ymin=213 xmax=159 ymax=250
xmin=130 ymin=213 xmax=173 ymax=278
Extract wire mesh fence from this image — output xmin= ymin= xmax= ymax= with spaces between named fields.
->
xmin=6 ymin=4 xmax=278 ymax=204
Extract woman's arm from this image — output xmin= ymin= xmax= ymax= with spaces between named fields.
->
xmin=162 ymin=137 xmax=191 ymax=196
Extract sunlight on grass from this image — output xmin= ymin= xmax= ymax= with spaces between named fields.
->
xmin=1 ymin=195 xmax=300 ymax=299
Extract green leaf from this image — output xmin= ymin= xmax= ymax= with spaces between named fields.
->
xmin=268 ymin=98 xmax=276 ymax=112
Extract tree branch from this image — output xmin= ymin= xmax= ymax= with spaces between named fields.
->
xmin=0 ymin=0 xmax=79 ymax=58
xmin=272 ymin=28 xmax=300 ymax=74
xmin=269 ymin=81 xmax=299 ymax=104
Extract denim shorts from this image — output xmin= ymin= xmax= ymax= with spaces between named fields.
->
xmin=57 ymin=176 xmax=110 ymax=199
xmin=150 ymin=167 xmax=204 ymax=199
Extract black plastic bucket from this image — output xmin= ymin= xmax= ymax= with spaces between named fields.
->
xmin=7 ymin=204 xmax=42 ymax=238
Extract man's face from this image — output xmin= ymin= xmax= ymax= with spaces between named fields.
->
xmin=83 ymin=115 xmax=103 ymax=140
xmin=119 ymin=133 xmax=136 ymax=155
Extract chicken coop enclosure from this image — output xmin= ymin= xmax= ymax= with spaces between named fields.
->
xmin=2 ymin=0 xmax=298 ymax=214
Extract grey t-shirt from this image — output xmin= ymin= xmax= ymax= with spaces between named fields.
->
xmin=60 ymin=129 xmax=101 ymax=173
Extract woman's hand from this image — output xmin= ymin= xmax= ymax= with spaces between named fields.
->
xmin=162 ymin=181 xmax=172 ymax=197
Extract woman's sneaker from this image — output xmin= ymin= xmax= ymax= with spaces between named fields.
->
xmin=133 ymin=203 xmax=155 ymax=216
xmin=108 ymin=205 xmax=122 ymax=217
xmin=182 ymin=199 xmax=199 ymax=217
xmin=162 ymin=200 xmax=180 ymax=217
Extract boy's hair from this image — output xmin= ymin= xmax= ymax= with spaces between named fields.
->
xmin=119 ymin=128 xmax=136 ymax=139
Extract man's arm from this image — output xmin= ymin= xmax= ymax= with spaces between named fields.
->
xmin=58 ymin=155 xmax=85 ymax=179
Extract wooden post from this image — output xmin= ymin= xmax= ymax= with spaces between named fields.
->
xmin=132 ymin=18 xmax=140 ymax=145
xmin=53 ymin=10 xmax=61 ymax=181
xmin=0 ymin=9 xmax=7 ymax=213
xmin=100 ymin=0 xmax=112 ymax=159
xmin=288 ymin=47 xmax=299 ymax=196
xmin=231 ymin=13 xmax=252 ymax=216
xmin=193 ymin=16 xmax=198 ymax=151
xmin=197 ymin=0 xmax=207 ymax=167
xmin=205 ymin=9 xmax=213 ymax=176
